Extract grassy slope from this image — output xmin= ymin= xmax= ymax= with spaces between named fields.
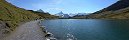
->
xmin=85 ymin=7 xmax=129 ymax=19
xmin=101 ymin=7 xmax=129 ymax=19
xmin=72 ymin=0 xmax=129 ymax=19
xmin=0 ymin=0 xmax=41 ymax=31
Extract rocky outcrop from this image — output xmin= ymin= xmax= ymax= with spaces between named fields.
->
xmin=0 ymin=21 xmax=10 ymax=39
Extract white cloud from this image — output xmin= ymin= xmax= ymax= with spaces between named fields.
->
xmin=30 ymin=0 xmax=63 ymax=9
xmin=47 ymin=8 xmax=65 ymax=11
xmin=31 ymin=3 xmax=44 ymax=9
xmin=49 ymin=0 xmax=63 ymax=5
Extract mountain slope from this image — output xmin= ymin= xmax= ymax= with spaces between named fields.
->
xmin=0 ymin=0 xmax=44 ymax=38
xmin=89 ymin=0 xmax=129 ymax=19
xmin=102 ymin=0 xmax=129 ymax=11
xmin=0 ymin=0 xmax=59 ymax=39
xmin=73 ymin=0 xmax=129 ymax=19
xmin=0 ymin=0 xmax=41 ymax=30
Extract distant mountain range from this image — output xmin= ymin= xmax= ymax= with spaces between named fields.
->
xmin=55 ymin=11 xmax=70 ymax=18
xmin=28 ymin=9 xmax=58 ymax=19
xmin=54 ymin=11 xmax=89 ymax=18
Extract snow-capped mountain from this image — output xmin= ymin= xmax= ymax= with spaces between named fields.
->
xmin=55 ymin=11 xmax=70 ymax=18
xmin=55 ymin=11 xmax=90 ymax=18
xmin=62 ymin=14 xmax=70 ymax=18
xmin=76 ymin=13 xmax=88 ymax=16
xmin=68 ymin=13 xmax=76 ymax=17
xmin=55 ymin=11 xmax=64 ymax=16
xmin=69 ymin=13 xmax=90 ymax=17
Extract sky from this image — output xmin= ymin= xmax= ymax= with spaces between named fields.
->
xmin=6 ymin=0 xmax=118 ymax=14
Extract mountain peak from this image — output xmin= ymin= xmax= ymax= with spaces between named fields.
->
xmin=58 ymin=11 xmax=64 ymax=14
xmin=37 ymin=9 xmax=44 ymax=12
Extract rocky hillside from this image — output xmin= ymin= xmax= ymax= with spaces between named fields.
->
xmin=73 ymin=0 xmax=129 ymax=19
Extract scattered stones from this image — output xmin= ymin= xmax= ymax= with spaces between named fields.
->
xmin=0 ymin=21 xmax=10 ymax=39
xmin=39 ymin=20 xmax=57 ymax=40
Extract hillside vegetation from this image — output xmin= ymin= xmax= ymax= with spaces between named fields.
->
xmin=0 ymin=0 xmax=58 ymax=38
xmin=0 ymin=0 xmax=41 ymax=31
xmin=73 ymin=0 xmax=129 ymax=19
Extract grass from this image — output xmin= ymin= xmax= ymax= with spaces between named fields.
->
xmin=0 ymin=0 xmax=58 ymax=32
xmin=0 ymin=0 xmax=41 ymax=31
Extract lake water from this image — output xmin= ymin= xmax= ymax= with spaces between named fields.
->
xmin=41 ymin=19 xmax=129 ymax=40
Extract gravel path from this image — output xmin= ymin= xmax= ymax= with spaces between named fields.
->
xmin=4 ymin=20 xmax=45 ymax=40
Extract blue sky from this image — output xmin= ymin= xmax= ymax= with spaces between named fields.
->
xmin=6 ymin=0 xmax=118 ymax=14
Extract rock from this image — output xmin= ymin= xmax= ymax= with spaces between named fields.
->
xmin=45 ymin=32 xmax=53 ymax=37
xmin=0 ymin=21 xmax=10 ymax=39
xmin=0 ymin=21 xmax=10 ymax=33
xmin=46 ymin=37 xmax=57 ymax=40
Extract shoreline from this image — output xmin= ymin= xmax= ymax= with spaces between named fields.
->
xmin=3 ymin=20 xmax=46 ymax=40
xmin=1 ymin=20 xmax=57 ymax=40
xmin=38 ymin=20 xmax=57 ymax=40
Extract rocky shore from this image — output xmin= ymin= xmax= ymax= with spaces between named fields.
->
xmin=38 ymin=20 xmax=57 ymax=40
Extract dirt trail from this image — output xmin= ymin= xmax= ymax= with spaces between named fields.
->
xmin=3 ymin=20 xmax=45 ymax=40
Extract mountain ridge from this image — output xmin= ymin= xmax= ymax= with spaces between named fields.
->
xmin=73 ymin=0 xmax=129 ymax=19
